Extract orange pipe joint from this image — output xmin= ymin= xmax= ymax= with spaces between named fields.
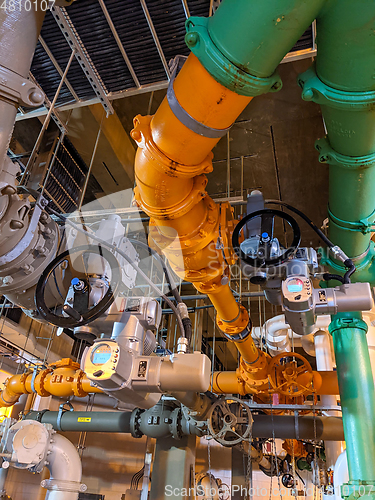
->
xmin=0 ymin=358 xmax=102 ymax=408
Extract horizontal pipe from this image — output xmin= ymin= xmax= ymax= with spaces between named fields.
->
xmin=252 ymin=414 xmax=344 ymax=441
xmin=25 ymin=410 xmax=132 ymax=433
xmin=25 ymin=410 xmax=345 ymax=441
xmin=211 ymin=370 xmax=339 ymax=395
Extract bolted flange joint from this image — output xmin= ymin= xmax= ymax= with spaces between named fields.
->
xmin=341 ymin=481 xmax=375 ymax=500
xmin=185 ymin=17 xmax=282 ymax=97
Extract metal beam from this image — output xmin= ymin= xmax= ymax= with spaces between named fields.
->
xmin=139 ymin=0 xmax=170 ymax=80
xmin=15 ymin=80 xmax=169 ymax=121
xmin=38 ymin=35 xmax=80 ymax=101
xmin=50 ymin=5 xmax=114 ymax=115
xmin=97 ymin=0 xmax=140 ymax=88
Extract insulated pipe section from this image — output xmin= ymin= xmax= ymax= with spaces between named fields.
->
xmin=131 ymin=0 xmax=325 ymax=383
xmin=0 ymin=358 xmax=102 ymax=408
xmin=44 ymin=433 xmax=83 ymax=500
xmin=25 ymin=410 xmax=345 ymax=441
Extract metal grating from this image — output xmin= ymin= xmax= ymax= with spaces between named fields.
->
xmin=43 ymin=136 xmax=88 ymax=213
xmin=24 ymin=0 xmax=316 ymax=119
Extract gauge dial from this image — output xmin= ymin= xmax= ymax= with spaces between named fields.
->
xmin=91 ymin=343 xmax=112 ymax=365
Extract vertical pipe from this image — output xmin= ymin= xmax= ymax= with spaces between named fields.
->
xmin=329 ymin=314 xmax=375 ymax=482
xmin=0 ymin=0 xmax=46 ymax=170
xmin=314 ymin=330 xmax=344 ymax=469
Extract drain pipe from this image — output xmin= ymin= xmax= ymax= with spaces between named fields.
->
xmin=42 ymin=433 xmax=83 ymax=500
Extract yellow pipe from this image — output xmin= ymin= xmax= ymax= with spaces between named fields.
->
xmin=132 ymin=54 xmax=269 ymax=381
xmin=0 ymin=358 xmax=102 ymax=408
xmin=211 ymin=370 xmax=340 ymax=396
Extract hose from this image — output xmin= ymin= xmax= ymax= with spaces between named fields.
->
xmin=45 ymin=207 xmax=187 ymax=338
xmin=265 ymin=200 xmax=356 ymax=283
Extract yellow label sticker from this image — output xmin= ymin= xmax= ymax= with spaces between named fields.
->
xmin=77 ymin=417 xmax=91 ymax=423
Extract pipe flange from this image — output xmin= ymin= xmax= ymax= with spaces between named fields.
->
xmin=316 ymin=138 xmax=375 ymax=170
xmin=134 ymin=174 xmax=208 ymax=221
xmin=72 ymin=370 xmax=88 ymax=398
xmin=148 ymin=196 xmax=220 ymax=254
xmin=131 ymin=115 xmax=213 ymax=178
xmin=130 ymin=408 xmax=144 ymax=438
xmin=327 ymin=205 xmax=375 ymax=235
xmin=341 ymin=481 xmax=375 ymax=500
xmin=34 ymin=368 xmax=53 ymax=397
xmin=299 ymin=66 xmax=375 ymax=110
xmin=219 ymin=202 xmax=237 ymax=266
xmin=185 ymin=17 xmax=282 ymax=97
xmin=169 ymin=407 xmax=183 ymax=440
xmin=328 ymin=317 xmax=368 ymax=336
xmin=216 ymin=306 xmax=249 ymax=336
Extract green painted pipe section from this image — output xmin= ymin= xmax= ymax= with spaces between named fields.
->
xmin=207 ymin=0 xmax=325 ymax=79
xmin=316 ymin=0 xmax=375 ymax=92
xmin=329 ymin=314 xmax=375 ymax=483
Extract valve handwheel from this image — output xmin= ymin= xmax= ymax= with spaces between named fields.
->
xmin=207 ymin=396 xmax=253 ymax=447
xmin=267 ymin=352 xmax=314 ymax=397
xmin=232 ymin=209 xmax=301 ymax=268
xmin=35 ymin=244 xmax=122 ymax=328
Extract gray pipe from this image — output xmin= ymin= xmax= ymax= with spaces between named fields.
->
xmin=252 ymin=414 xmax=344 ymax=441
xmin=25 ymin=410 xmax=344 ymax=441
xmin=25 ymin=411 xmax=132 ymax=433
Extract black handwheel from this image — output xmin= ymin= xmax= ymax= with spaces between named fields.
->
xmin=232 ymin=209 xmax=301 ymax=268
xmin=35 ymin=244 xmax=122 ymax=328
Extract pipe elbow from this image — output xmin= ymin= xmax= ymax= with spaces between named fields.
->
xmin=0 ymin=373 xmax=30 ymax=407
xmin=47 ymin=433 xmax=83 ymax=496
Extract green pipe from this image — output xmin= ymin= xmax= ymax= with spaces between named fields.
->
xmin=316 ymin=0 xmax=375 ymax=93
xmin=329 ymin=315 xmax=375 ymax=486
xmin=298 ymin=1 xmax=375 ymax=277
xmin=208 ymin=0 xmax=326 ymax=79
xmin=185 ymin=0 xmax=326 ymax=96
xmin=25 ymin=410 xmax=132 ymax=433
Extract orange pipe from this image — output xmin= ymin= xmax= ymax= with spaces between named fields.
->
xmin=0 ymin=358 xmax=102 ymax=408
xmin=132 ymin=54 xmax=268 ymax=379
xmin=211 ymin=370 xmax=340 ymax=396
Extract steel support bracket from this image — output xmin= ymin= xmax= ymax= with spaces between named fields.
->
xmin=0 ymin=65 xmax=44 ymax=108
xmin=50 ymin=6 xmax=114 ymax=115
xmin=185 ymin=17 xmax=282 ymax=97
xmin=299 ymin=66 xmax=375 ymax=110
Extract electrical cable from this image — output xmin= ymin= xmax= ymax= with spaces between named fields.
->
xmin=265 ymin=200 xmax=356 ymax=282
xmin=45 ymin=207 xmax=187 ymax=338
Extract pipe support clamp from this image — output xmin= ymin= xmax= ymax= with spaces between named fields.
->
xmin=185 ymin=17 xmax=282 ymax=97
xmin=299 ymin=66 xmax=375 ymax=110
